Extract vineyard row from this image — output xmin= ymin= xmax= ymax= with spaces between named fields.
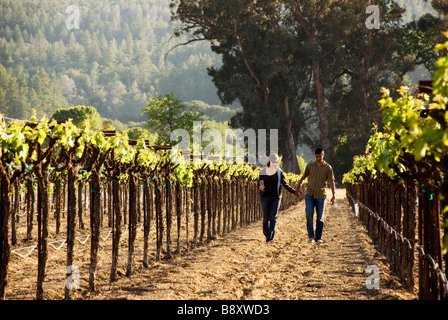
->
xmin=0 ymin=118 xmax=300 ymax=300
xmin=4 ymin=168 xmax=298 ymax=300
xmin=346 ymin=174 xmax=448 ymax=300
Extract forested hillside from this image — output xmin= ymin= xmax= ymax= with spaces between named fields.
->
xmin=0 ymin=0 xmax=223 ymax=123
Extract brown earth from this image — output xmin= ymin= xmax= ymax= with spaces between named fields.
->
xmin=5 ymin=188 xmax=417 ymax=300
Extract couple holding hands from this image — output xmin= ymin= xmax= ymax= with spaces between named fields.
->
xmin=259 ymin=149 xmax=336 ymax=244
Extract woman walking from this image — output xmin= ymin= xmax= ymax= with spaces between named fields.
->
xmin=258 ymin=154 xmax=298 ymax=243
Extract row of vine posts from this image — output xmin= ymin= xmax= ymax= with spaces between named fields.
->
xmin=0 ymin=124 xmax=299 ymax=300
xmin=346 ymin=161 xmax=448 ymax=300
xmin=344 ymin=79 xmax=448 ymax=300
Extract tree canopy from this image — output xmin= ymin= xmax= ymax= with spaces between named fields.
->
xmin=171 ymin=0 xmax=444 ymax=176
xmin=142 ymin=92 xmax=204 ymax=144
xmin=51 ymin=105 xmax=102 ymax=130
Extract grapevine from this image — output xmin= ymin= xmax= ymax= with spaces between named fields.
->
xmin=343 ymin=34 xmax=448 ymax=299
xmin=0 ymin=115 xmax=300 ymax=299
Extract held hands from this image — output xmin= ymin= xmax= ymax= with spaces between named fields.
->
xmin=294 ymin=190 xmax=334 ymax=203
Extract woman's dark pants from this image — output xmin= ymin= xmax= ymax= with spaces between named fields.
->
xmin=261 ymin=197 xmax=281 ymax=242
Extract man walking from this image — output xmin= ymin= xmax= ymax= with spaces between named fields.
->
xmin=296 ymin=148 xmax=335 ymax=243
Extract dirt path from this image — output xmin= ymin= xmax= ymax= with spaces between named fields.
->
xmin=88 ymin=189 xmax=417 ymax=300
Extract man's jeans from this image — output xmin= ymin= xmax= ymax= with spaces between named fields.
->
xmin=305 ymin=194 xmax=326 ymax=241
xmin=261 ymin=197 xmax=281 ymax=242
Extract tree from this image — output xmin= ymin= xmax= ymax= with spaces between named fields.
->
xmin=321 ymin=0 xmax=442 ymax=179
xmin=171 ymin=0 xmax=442 ymax=175
xmin=0 ymin=64 xmax=28 ymax=119
xmin=29 ymin=68 xmax=69 ymax=119
xmin=121 ymin=80 xmax=148 ymax=123
xmin=141 ymin=92 xmax=204 ymax=144
xmin=286 ymin=0 xmax=337 ymax=159
xmin=31 ymin=29 xmax=49 ymax=65
xmin=432 ymin=0 xmax=448 ymax=16
xmin=171 ymin=0 xmax=313 ymax=173
xmin=58 ymin=75 xmax=77 ymax=103
xmin=49 ymin=40 xmax=67 ymax=68
xmin=51 ymin=105 xmax=102 ymax=130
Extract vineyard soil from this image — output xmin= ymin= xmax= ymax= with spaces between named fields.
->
xmin=6 ymin=188 xmax=417 ymax=300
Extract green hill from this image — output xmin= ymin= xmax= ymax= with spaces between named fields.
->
xmin=0 ymin=0 xmax=223 ymax=123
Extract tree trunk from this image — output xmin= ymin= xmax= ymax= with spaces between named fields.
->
xmin=0 ymin=164 xmax=11 ymax=300
xmin=288 ymin=2 xmax=331 ymax=159
xmin=311 ymin=59 xmax=331 ymax=156
xmin=282 ymin=95 xmax=300 ymax=174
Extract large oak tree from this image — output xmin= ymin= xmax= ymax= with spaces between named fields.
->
xmin=171 ymin=0 xmax=314 ymax=173
xmin=171 ymin=0 xmax=442 ymax=175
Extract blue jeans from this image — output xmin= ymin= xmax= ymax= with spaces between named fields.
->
xmin=261 ymin=197 xmax=281 ymax=242
xmin=305 ymin=194 xmax=326 ymax=241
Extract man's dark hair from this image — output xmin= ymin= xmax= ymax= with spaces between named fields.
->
xmin=315 ymin=148 xmax=324 ymax=154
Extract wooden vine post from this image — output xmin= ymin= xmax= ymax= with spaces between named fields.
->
xmin=126 ymin=158 xmax=139 ymax=277
xmin=109 ymin=161 xmax=123 ymax=282
xmin=154 ymin=171 xmax=163 ymax=261
xmin=26 ymin=177 xmax=34 ymax=241
xmin=88 ymin=146 xmax=110 ymax=291
xmin=35 ymin=140 xmax=56 ymax=300
xmin=165 ymin=164 xmax=173 ymax=259
xmin=64 ymin=164 xmax=77 ymax=300
xmin=0 ymin=157 xmax=13 ymax=299
xmin=175 ymin=181 xmax=183 ymax=253
xmin=142 ymin=174 xmax=152 ymax=268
